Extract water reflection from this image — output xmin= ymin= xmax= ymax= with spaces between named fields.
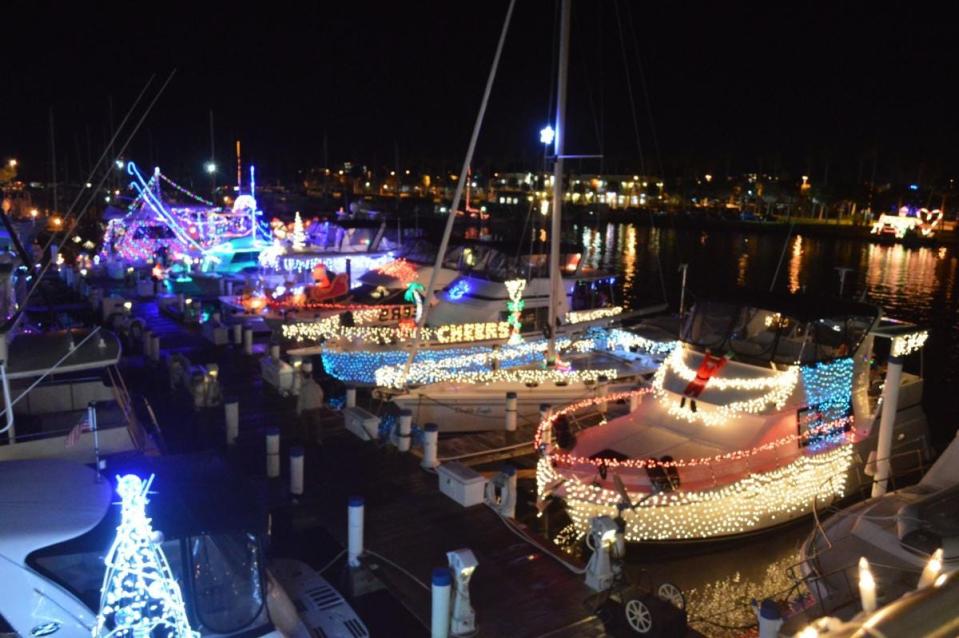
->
xmin=788 ymin=235 xmax=803 ymax=293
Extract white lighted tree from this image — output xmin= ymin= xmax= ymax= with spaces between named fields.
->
xmin=292 ymin=212 xmax=306 ymax=251
xmin=94 ymin=474 xmax=195 ymax=638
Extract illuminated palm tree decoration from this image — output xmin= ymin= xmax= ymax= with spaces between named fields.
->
xmin=405 ymin=282 xmax=426 ymax=322
xmin=504 ymin=279 xmax=527 ymax=344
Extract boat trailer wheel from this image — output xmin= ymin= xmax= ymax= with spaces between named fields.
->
xmin=624 ymin=598 xmax=653 ymax=634
xmin=656 ymin=582 xmax=686 ymax=610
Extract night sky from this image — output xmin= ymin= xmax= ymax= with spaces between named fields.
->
xmin=3 ymin=2 xmax=957 ymax=184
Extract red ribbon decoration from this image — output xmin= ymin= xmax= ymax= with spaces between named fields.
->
xmin=682 ymin=353 xmax=727 ymax=399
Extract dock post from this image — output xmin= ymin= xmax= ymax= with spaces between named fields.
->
xmin=218 ymin=277 xmax=226 ymax=296
xmin=224 ymin=400 xmax=239 ymax=445
xmin=348 ymin=496 xmax=365 ymax=567
xmin=502 ymin=465 xmax=517 ymax=519
xmin=289 ymin=446 xmax=304 ymax=496
xmin=176 ymin=293 xmax=185 ymax=314
xmin=231 ymin=323 xmax=242 ymax=345
xmin=397 ymin=409 xmax=413 ymax=452
xmin=872 ymin=355 xmax=904 ymax=497
xmin=226 ymin=280 xmax=234 ymax=296
xmin=243 ymin=328 xmax=253 ymax=355
xmin=345 ymin=386 xmax=357 ymax=408
xmin=422 ymin=423 xmax=439 ymax=469
xmin=266 ymin=427 xmax=280 ymax=478
xmin=629 ymin=386 xmax=643 ymax=413
xmin=149 ymin=335 xmax=160 ymax=362
xmin=431 ymin=568 xmax=451 ymax=638
xmin=270 ymin=344 xmax=281 ymax=361
xmin=597 ymin=375 xmax=609 ymax=415
xmin=504 ymin=392 xmax=517 ymax=432
xmin=142 ymin=329 xmax=152 ymax=356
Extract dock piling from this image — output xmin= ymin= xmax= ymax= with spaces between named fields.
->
xmin=231 ymin=323 xmax=242 ymax=346
xmin=243 ymin=328 xmax=253 ymax=355
xmin=431 ymin=567 xmax=451 ymax=638
xmin=266 ymin=427 xmax=280 ymax=478
xmin=397 ymin=409 xmax=413 ymax=452
xmin=290 ymin=446 xmax=304 ymax=496
xmin=597 ymin=375 xmax=609 ymax=414
xmin=224 ymin=400 xmax=239 ymax=445
xmin=348 ymin=496 xmax=365 ymax=567
xmin=422 ymin=423 xmax=439 ymax=469
xmin=345 ymin=386 xmax=357 ymax=408
xmin=504 ymin=392 xmax=517 ymax=432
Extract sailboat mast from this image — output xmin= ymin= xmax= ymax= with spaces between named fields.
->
xmin=547 ymin=0 xmax=571 ymax=364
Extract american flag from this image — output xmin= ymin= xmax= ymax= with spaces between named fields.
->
xmin=65 ymin=419 xmax=91 ymax=447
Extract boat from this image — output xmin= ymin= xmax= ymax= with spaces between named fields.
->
xmin=535 ymin=290 xmax=932 ymax=542
xmin=0 ymin=455 xmax=368 ymax=637
xmin=790 ymin=427 xmax=959 ymax=624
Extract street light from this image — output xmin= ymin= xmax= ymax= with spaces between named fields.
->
xmin=7 ymin=159 xmax=17 ymax=168
xmin=539 ymin=125 xmax=555 ymax=146
xmin=205 ymin=162 xmax=217 ymax=174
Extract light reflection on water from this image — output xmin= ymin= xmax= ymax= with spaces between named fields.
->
xmin=564 ymin=222 xmax=959 ymax=633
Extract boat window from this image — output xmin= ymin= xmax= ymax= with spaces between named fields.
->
xmin=190 ymin=532 xmax=264 ymax=633
xmin=28 ymin=538 xmax=184 ymax=613
xmin=682 ymin=301 xmax=746 ymax=350
xmin=728 ymin=308 xmax=781 ymax=360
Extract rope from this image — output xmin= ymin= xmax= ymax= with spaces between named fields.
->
xmin=488 ymin=505 xmax=586 ymax=575
xmin=365 ymin=549 xmax=430 ymax=591
xmin=317 ymin=549 xmax=346 ymax=574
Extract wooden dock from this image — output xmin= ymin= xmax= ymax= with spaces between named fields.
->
xmin=120 ymin=298 xmax=612 ymax=637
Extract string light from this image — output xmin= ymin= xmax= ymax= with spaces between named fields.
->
xmin=95 ymin=474 xmax=194 ymax=638
xmin=377 ymin=258 xmax=418 ymax=285
xmin=535 ymin=389 xmax=854 ymax=541
xmin=565 ymin=306 xmax=623 ymax=324
xmin=280 ymin=314 xmax=512 ymax=345
xmin=504 ymin=278 xmax=527 ymax=343
xmin=892 ymin=330 xmax=929 ymax=358
xmin=291 ymin=211 xmax=306 ymax=251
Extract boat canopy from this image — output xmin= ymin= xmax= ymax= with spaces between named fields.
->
xmin=442 ymin=240 xmax=590 ymax=281
xmin=681 ymin=290 xmax=880 ymax=365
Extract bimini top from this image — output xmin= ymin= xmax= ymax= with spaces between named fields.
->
xmin=682 ymin=289 xmax=881 ymax=365
xmin=0 ymin=459 xmax=111 ymax=565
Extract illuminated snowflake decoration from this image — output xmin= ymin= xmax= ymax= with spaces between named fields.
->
xmin=94 ymin=474 xmax=195 ymax=638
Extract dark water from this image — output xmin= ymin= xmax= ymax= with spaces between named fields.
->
xmin=563 ymin=224 xmax=959 ymax=634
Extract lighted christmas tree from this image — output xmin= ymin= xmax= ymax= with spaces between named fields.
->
xmin=95 ymin=474 xmax=195 ymax=638
xmin=292 ymin=212 xmax=306 ymax=251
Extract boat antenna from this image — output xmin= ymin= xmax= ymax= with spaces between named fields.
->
xmin=546 ymin=0 xmax=571 ymax=365
xmin=398 ymin=0 xmax=516 ymax=387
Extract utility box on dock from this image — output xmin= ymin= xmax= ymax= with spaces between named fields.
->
xmin=437 ymin=462 xmax=486 ymax=507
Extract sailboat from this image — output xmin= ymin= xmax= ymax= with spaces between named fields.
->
xmin=377 ymin=0 xmax=672 ymax=433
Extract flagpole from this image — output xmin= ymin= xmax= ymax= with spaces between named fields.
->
xmin=87 ymin=401 xmax=101 ymax=482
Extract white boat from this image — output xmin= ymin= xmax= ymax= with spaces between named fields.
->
xmin=0 ymin=456 xmax=368 ymax=638
xmin=794 ymin=428 xmax=959 ymax=622
xmin=0 ymin=328 xmax=154 ymax=463
xmin=536 ymin=291 xmax=931 ymax=543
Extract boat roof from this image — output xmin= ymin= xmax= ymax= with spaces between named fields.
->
xmin=692 ymin=288 xmax=881 ymax=323
xmin=5 ymin=329 xmax=121 ymax=379
xmin=0 ymin=459 xmax=111 ymax=565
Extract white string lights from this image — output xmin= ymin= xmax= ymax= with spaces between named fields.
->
xmin=891 ymin=330 xmax=929 ymax=358
xmin=565 ymin=306 xmax=623 ymax=324
xmin=95 ymin=474 xmax=195 ymax=638
xmin=650 ymin=348 xmax=800 ymax=426
xmin=535 ymin=389 xmax=855 ymax=541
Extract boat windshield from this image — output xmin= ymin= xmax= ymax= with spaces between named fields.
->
xmin=28 ymin=530 xmax=267 ymax=635
xmin=682 ymin=300 xmax=873 ymax=364
xmin=442 ymin=244 xmax=585 ymax=280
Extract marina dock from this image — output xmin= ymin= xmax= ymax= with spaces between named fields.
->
xmin=119 ymin=296 xmax=631 ymax=637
